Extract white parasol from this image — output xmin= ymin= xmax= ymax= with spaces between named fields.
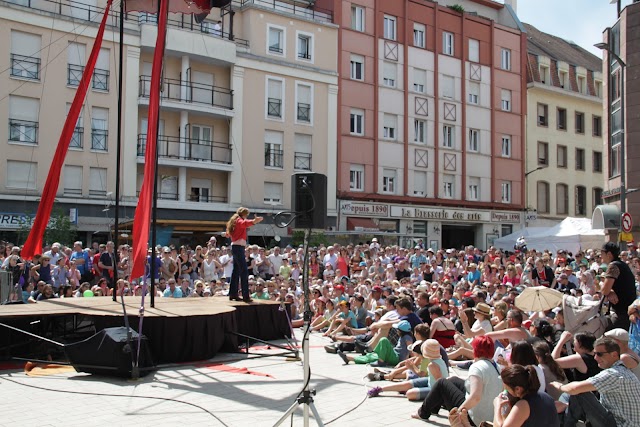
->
xmin=515 ymin=286 xmax=563 ymax=312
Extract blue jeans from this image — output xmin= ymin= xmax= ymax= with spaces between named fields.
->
xmin=230 ymin=245 xmax=249 ymax=298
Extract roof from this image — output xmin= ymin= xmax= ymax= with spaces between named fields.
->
xmin=523 ymin=23 xmax=601 ymax=72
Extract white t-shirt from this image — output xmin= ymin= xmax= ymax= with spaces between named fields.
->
xmin=379 ymin=309 xmax=399 ymax=322
xmin=466 ymin=359 xmax=502 ymax=426
xmin=219 ymin=254 xmax=234 ymax=279
xmin=472 ymin=319 xmax=493 ymax=334
xmin=268 ymin=253 xmax=283 ymax=275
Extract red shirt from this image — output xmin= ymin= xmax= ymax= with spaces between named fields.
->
xmin=229 ymin=218 xmax=254 ymax=242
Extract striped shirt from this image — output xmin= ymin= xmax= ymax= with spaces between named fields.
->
xmin=588 ymin=361 xmax=640 ymax=427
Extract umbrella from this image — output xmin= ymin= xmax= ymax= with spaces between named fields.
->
xmin=515 ymin=286 xmax=563 ymax=312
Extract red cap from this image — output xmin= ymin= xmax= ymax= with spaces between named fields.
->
xmin=334 ymin=284 xmax=345 ymax=291
xmin=372 ymin=285 xmax=383 ymax=292
xmin=464 ymin=291 xmax=473 ymax=297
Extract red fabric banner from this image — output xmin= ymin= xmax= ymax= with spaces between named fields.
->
xmin=21 ymin=0 xmax=113 ymax=260
xmin=130 ymin=0 xmax=169 ymax=279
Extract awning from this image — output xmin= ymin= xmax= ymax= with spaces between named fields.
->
xmin=347 ymin=217 xmax=379 ymax=232
xmin=592 ymin=204 xmax=620 ymax=230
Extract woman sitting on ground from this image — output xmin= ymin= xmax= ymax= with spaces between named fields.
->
xmin=492 ymin=364 xmax=560 ymax=427
xmin=533 ymin=341 xmax=567 ymax=401
xmin=310 ymin=298 xmax=335 ymax=331
xmin=429 ymin=306 xmax=457 ymax=349
xmin=448 ymin=304 xmax=493 ymax=361
xmin=492 ymin=301 xmax=510 ymax=331
xmin=551 ymin=331 xmax=600 ymax=382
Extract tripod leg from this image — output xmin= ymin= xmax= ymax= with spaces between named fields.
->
xmin=273 ymin=401 xmax=302 ymax=427
xmin=308 ymin=401 xmax=325 ymax=427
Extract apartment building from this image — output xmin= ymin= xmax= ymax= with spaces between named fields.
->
xmin=0 ymin=0 xmax=338 ymax=246
xmin=523 ymin=23 xmax=604 ymax=227
xmin=316 ymin=0 xmax=526 ymax=249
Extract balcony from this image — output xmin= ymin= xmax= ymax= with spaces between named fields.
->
xmin=139 ymin=76 xmax=234 ymax=116
xmin=70 ymin=127 xmax=84 ymax=148
xmin=265 ymin=147 xmax=283 ymax=168
xmin=188 ymin=193 xmax=228 ymax=203
xmin=297 ymin=102 xmax=310 ymax=123
xmin=91 ymin=129 xmax=108 ymax=151
xmin=137 ymin=191 xmax=179 ymax=201
xmin=9 ymin=119 xmax=38 ymax=144
xmin=294 ymin=152 xmax=311 ymax=171
xmin=92 ymin=68 xmax=109 ymax=91
xmin=10 ymin=54 xmax=40 ymax=80
xmin=267 ymin=98 xmax=282 ymax=118
xmin=233 ymin=0 xmax=333 ymax=24
xmin=67 ymin=64 xmax=84 ymax=86
xmin=137 ymin=134 xmax=232 ymax=165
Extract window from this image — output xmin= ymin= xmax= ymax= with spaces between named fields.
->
xmin=382 ymin=168 xmax=396 ymax=194
xmin=350 ymin=54 xmax=364 ymax=81
xmin=557 ymin=145 xmax=567 ymax=168
xmin=501 ymin=181 xmax=512 ymax=203
xmin=442 ymin=125 xmax=454 ymax=148
xmin=268 ymin=26 xmax=284 ymax=55
xmin=66 ymin=103 xmax=84 ymax=149
xmin=191 ymin=124 xmax=212 ymax=145
xmin=296 ymin=83 xmax=312 ymax=124
xmin=93 ymin=48 xmax=109 ymax=91
xmin=7 ymin=161 xmax=37 ymax=190
xmin=443 ymin=31 xmax=454 ymax=56
xmin=537 ymin=181 xmax=550 ymax=214
xmin=501 ymin=89 xmax=511 ymax=111
xmin=383 ymin=114 xmax=397 ymax=140
xmin=575 ymin=112 xmax=585 ymax=134
xmin=595 ymin=80 xmax=602 ymax=98
xmin=593 ymin=187 xmax=603 ymax=210
xmin=443 ymin=175 xmax=454 ymax=198
xmin=537 ymin=142 xmax=548 ymax=166
xmin=442 ymin=75 xmax=455 ymax=99
xmin=468 ymin=177 xmax=480 ymax=201
xmin=414 ymin=119 xmax=426 ymax=144
xmin=557 ymin=108 xmax=567 ymax=130
xmin=63 ymin=165 xmax=83 ymax=196
xmin=593 ymin=116 xmax=602 ymax=137
xmin=556 ymin=184 xmax=568 ymax=215
xmin=468 ymin=82 xmax=479 ymax=104
xmin=593 ymin=151 xmax=602 ymax=173
xmin=577 ymin=75 xmax=586 ymax=94
xmin=264 ymin=182 xmax=283 ymax=205
xmin=413 ymin=24 xmax=425 ymax=48
xmin=501 ymin=135 xmax=511 ymax=157
xmin=537 ymin=103 xmax=548 ymax=126
xmin=8 ymin=96 xmax=39 ymax=144
xmin=294 ymin=134 xmax=312 ymax=170
xmin=468 ymin=39 xmax=479 ymax=63
xmin=382 ymin=62 xmax=396 ymax=88
xmin=575 ymin=185 xmax=587 ymax=216
xmin=351 ymin=5 xmax=365 ymax=32
xmin=91 ymin=107 xmax=108 ymax=151
xmin=10 ymin=31 xmax=41 ymax=80
xmin=264 ymin=130 xmax=284 ymax=168
xmin=350 ymin=109 xmax=364 ymax=135
xmin=89 ymin=167 xmax=107 ymax=198
xmin=413 ymin=68 xmax=426 ymax=93
xmin=350 ymin=164 xmax=364 ymax=191
xmin=501 ymin=48 xmax=511 ymax=70
xmin=67 ymin=42 xmax=85 ymax=87
xmin=297 ymin=33 xmax=312 ymax=61
xmin=539 ymin=65 xmax=550 ymax=84
xmin=267 ymin=78 xmax=283 ymax=119
xmin=611 ymin=69 xmax=621 ymax=101
xmin=413 ymin=171 xmax=427 ymax=196
xmin=610 ymin=145 xmax=621 ymax=177
xmin=559 ymin=70 xmax=568 ymax=89
xmin=189 ymin=178 xmax=211 ymax=203
xmin=383 ymin=15 xmax=396 ymax=40
xmin=575 ymin=148 xmax=585 ymax=171
xmin=468 ymin=129 xmax=479 ymax=152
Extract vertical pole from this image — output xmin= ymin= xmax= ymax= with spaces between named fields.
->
xmin=619 ymin=62 xmax=626 ymax=241
xmin=113 ymin=0 xmax=124 ymax=302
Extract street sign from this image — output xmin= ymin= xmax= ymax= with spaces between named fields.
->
xmin=621 ymin=231 xmax=634 ymax=242
xmin=622 ymin=212 xmax=633 ymax=233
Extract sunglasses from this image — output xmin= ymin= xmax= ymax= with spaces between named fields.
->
xmin=594 ymin=351 xmax=612 ymax=357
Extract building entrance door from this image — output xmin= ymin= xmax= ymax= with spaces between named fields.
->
xmin=442 ymin=225 xmax=475 ymax=250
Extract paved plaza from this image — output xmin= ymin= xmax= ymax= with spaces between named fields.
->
xmin=0 ymin=327 xmax=454 ymax=427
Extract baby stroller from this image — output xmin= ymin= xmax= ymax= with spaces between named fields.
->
xmin=562 ymin=295 xmax=610 ymax=338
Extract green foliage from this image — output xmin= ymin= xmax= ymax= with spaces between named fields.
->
xmin=448 ymin=4 xmax=464 ymax=13
xmin=16 ymin=206 xmax=76 ymax=248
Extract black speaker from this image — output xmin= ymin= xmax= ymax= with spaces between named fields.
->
xmin=64 ymin=327 xmax=154 ymax=378
xmin=291 ymin=173 xmax=327 ymax=229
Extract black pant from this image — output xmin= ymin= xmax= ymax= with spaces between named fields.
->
xmin=564 ymin=392 xmax=617 ymax=427
xmin=418 ymin=377 xmax=466 ymax=420
xmin=230 ymin=245 xmax=249 ymax=299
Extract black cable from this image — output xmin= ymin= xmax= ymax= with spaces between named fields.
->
xmin=0 ymin=375 xmax=229 ymax=426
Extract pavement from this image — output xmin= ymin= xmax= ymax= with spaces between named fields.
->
xmin=0 ymin=328 xmax=456 ymax=427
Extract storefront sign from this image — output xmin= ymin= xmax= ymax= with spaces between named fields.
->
xmin=491 ymin=212 xmax=521 ymax=223
xmin=390 ymin=206 xmax=490 ymax=222
xmin=340 ymin=202 xmax=389 ymax=217
xmin=0 ymin=213 xmax=34 ymax=229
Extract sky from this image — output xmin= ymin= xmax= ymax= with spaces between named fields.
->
xmin=515 ymin=0 xmax=634 ymax=56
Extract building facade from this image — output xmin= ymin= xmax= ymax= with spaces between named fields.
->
xmin=0 ymin=0 xmax=338 ymax=246
xmin=316 ymin=0 xmax=527 ymax=249
xmin=523 ymin=23 xmax=604 ymax=227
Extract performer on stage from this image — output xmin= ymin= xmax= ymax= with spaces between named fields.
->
xmin=226 ymin=207 xmax=263 ymax=302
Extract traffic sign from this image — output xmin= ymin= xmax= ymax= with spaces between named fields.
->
xmin=622 ymin=212 xmax=633 ymax=233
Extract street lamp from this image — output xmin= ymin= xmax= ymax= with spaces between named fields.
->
xmin=595 ymin=42 xmax=626 ymax=239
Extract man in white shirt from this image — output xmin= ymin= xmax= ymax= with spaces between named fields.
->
xmin=44 ymin=242 xmax=63 ymax=266
xmin=323 ymin=246 xmax=338 ymax=270
xmin=268 ymin=247 xmax=283 ymax=276
xmin=218 ymin=246 xmax=234 ymax=279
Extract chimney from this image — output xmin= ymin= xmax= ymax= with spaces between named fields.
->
xmin=503 ymin=0 xmax=517 ymax=13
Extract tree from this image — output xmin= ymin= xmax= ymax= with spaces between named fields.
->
xmin=17 ymin=206 xmax=77 ymax=249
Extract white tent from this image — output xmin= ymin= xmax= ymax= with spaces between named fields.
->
xmin=494 ymin=217 xmax=605 ymax=254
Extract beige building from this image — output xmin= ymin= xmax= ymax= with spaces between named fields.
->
xmin=523 ymin=23 xmax=605 ymax=227
xmin=0 ymin=0 xmax=337 ymax=245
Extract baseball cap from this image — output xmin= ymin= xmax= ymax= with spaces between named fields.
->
xmin=372 ymin=285 xmax=383 ymax=292
xmin=392 ymin=320 xmax=411 ymax=332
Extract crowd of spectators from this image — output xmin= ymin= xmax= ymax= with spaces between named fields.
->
xmin=4 ymin=235 xmax=640 ymax=426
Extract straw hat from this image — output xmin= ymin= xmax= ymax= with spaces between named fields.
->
xmin=472 ymin=302 xmax=491 ymax=318
xmin=423 ymin=339 xmax=441 ymax=359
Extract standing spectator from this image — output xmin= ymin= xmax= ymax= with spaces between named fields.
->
xmin=163 ymin=279 xmax=183 ymax=298
xmin=601 ymin=242 xmax=636 ymax=330
xmin=70 ymin=241 xmax=91 ymax=283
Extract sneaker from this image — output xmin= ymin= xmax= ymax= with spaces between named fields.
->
xmin=367 ymin=386 xmax=382 ymax=398
xmin=337 ymin=349 xmax=350 ymax=365
xmin=366 ymin=372 xmax=384 ymax=381
xmin=324 ymin=344 xmax=338 ymax=354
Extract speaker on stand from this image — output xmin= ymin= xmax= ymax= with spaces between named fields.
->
xmin=291 ymin=173 xmax=327 ymax=229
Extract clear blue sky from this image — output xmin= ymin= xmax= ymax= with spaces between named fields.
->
xmin=516 ymin=0 xmax=634 ymax=56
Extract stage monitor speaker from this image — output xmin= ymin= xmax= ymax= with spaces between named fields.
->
xmin=64 ymin=327 xmax=154 ymax=378
xmin=291 ymin=173 xmax=327 ymax=229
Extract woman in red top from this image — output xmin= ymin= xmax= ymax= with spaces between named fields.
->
xmin=226 ymin=207 xmax=263 ymax=302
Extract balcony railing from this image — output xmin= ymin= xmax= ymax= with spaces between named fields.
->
xmin=294 ymin=152 xmax=311 ymax=171
xmin=233 ymin=0 xmax=333 ymax=23
xmin=188 ymin=193 xmax=228 ymax=203
xmin=70 ymin=127 xmax=84 ymax=148
xmin=139 ymin=76 xmax=233 ymax=110
xmin=9 ymin=119 xmax=38 ymax=144
xmin=92 ymin=68 xmax=109 ymax=91
xmin=137 ymin=134 xmax=232 ymax=164
xmin=67 ymin=64 xmax=84 ymax=86
xmin=297 ymin=102 xmax=310 ymax=122
xmin=298 ymin=51 xmax=311 ymax=60
xmin=265 ymin=147 xmax=284 ymax=168
xmin=136 ymin=191 xmax=179 ymax=201
xmin=91 ymin=129 xmax=108 ymax=151
xmin=269 ymin=44 xmax=283 ymax=54
xmin=267 ymin=98 xmax=282 ymax=118
xmin=10 ymin=54 xmax=40 ymax=80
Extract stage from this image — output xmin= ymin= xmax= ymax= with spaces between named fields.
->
xmin=0 ymin=297 xmax=292 ymax=364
